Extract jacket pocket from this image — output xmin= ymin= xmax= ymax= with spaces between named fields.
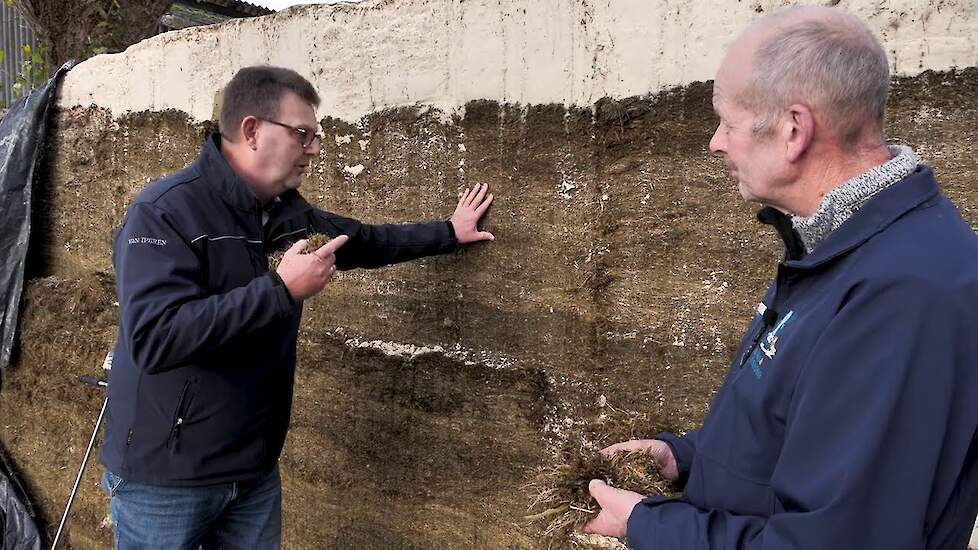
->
xmin=691 ymin=451 xmax=778 ymax=517
xmin=102 ymin=470 xmax=127 ymax=497
xmin=166 ymin=376 xmax=197 ymax=453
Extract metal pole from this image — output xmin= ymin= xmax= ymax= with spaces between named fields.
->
xmin=50 ymin=377 xmax=107 ymax=550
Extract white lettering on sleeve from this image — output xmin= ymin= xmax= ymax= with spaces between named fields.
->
xmin=127 ymin=237 xmax=167 ymax=246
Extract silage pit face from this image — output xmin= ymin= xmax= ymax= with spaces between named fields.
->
xmin=312 ymin=340 xmax=547 ymax=497
xmin=284 ymin=330 xmax=549 ymax=545
xmin=350 ymin=350 xmax=473 ymax=415
xmin=8 ymin=62 xmax=976 ymax=549
xmin=0 ymin=274 xmax=120 ymax=548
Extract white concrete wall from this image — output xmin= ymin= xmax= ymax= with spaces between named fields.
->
xmin=58 ymin=0 xmax=978 ymax=123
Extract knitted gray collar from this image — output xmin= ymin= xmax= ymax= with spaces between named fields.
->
xmin=791 ymin=145 xmax=918 ymax=254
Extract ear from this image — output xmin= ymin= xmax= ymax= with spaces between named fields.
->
xmin=240 ymin=116 xmax=260 ymax=151
xmin=784 ymin=103 xmax=814 ymax=163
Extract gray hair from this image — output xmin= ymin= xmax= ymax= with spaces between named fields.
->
xmin=740 ymin=9 xmax=890 ymax=146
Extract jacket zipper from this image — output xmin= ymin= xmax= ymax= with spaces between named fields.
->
xmin=258 ymin=201 xmax=269 ymax=271
xmin=740 ymin=264 xmax=790 ymax=368
xmin=167 ymin=377 xmax=196 ymax=452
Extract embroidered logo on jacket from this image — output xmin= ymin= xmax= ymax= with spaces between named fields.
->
xmin=749 ymin=310 xmax=795 ymax=379
xmin=128 ymin=237 xmax=167 ymax=246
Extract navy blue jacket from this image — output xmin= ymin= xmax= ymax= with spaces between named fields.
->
xmin=102 ymin=134 xmax=457 ymax=486
xmin=630 ymin=167 xmax=978 ymax=548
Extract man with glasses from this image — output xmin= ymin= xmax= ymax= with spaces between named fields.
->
xmin=100 ymin=65 xmax=495 ymax=549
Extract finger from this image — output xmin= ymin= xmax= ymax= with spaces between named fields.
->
xmin=477 ymin=231 xmax=495 ymax=242
xmin=581 ymin=512 xmax=607 ymax=535
xmin=286 ymin=239 xmax=308 ymax=256
xmin=471 ymin=183 xmax=489 ymax=206
xmin=457 ymin=187 xmax=471 ymax=208
xmin=315 ymin=234 xmax=349 ymax=257
xmin=604 ymin=439 xmax=650 ymax=457
xmin=316 ymin=253 xmax=335 ymax=268
xmin=475 ymin=193 xmax=494 ymax=216
xmin=599 ymin=442 xmax=628 ymax=457
xmin=463 ymin=183 xmax=481 ymax=207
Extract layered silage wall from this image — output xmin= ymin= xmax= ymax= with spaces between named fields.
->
xmin=1 ymin=0 xmax=975 ymax=548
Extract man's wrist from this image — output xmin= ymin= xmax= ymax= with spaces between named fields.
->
xmin=266 ymin=270 xmax=295 ymax=304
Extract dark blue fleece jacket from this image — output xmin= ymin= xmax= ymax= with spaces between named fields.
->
xmin=102 ymin=134 xmax=457 ymax=486
xmin=631 ymin=167 xmax=978 ymax=549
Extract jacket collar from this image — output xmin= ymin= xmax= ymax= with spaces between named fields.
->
xmin=264 ymin=189 xmax=314 ymax=228
xmin=195 ymin=133 xmax=261 ymax=213
xmin=759 ymin=166 xmax=940 ymax=269
xmin=757 ymin=207 xmax=807 ymax=262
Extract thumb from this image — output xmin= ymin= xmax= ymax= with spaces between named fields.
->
xmin=475 ymin=231 xmax=495 ymax=242
xmin=588 ymin=479 xmax=611 ymax=504
xmin=286 ymin=239 xmax=308 ymax=256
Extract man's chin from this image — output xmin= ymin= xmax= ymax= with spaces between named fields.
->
xmin=737 ymin=182 xmax=758 ymax=203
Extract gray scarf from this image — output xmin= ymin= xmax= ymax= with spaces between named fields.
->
xmin=792 ymin=145 xmax=918 ymax=253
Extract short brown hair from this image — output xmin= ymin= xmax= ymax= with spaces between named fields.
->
xmin=219 ymin=66 xmax=320 ymax=138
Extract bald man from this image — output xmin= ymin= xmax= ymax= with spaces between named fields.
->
xmin=585 ymin=7 xmax=978 ymax=549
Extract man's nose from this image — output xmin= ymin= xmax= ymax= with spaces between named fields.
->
xmin=306 ymin=136 xmax=322 ymax=157
xmin=708 ymin=124 xmax=725 ymax=154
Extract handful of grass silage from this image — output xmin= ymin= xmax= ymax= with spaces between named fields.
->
xmin=267 ymin=232 xmax=336 ymax=270
xmin=525 ymin=449 xmax=674 ymax=548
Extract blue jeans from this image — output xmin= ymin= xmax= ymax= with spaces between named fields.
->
xmin=101 ymin=467 xmax=281 ymax=550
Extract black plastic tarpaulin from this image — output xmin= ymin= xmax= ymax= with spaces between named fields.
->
xmin=0 ymin=442 xmax=39 ymax=550
xmin=0 ymin=62 xmax=72 ymax=375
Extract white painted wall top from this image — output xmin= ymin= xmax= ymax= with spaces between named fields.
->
xmin=58 ymin=0 xmax=978 ymax=123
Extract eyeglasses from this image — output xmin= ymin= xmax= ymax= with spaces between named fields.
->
xmin=259 ymin=118 xmax=323 ymax=149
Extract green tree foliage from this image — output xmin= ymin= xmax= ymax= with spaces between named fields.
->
xmin=3 ymin=0 xmax=174 ymax=98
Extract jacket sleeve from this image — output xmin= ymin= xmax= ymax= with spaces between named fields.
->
xmin=115 ymin=203 xmax=294 ymax=374
xmin=655 ymin=429 xmax=701 ymax=489
xmin=310 ymin=209 xmax=457 ymax=270
xmin=627 ymin=277 xmax=963 ymax=549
